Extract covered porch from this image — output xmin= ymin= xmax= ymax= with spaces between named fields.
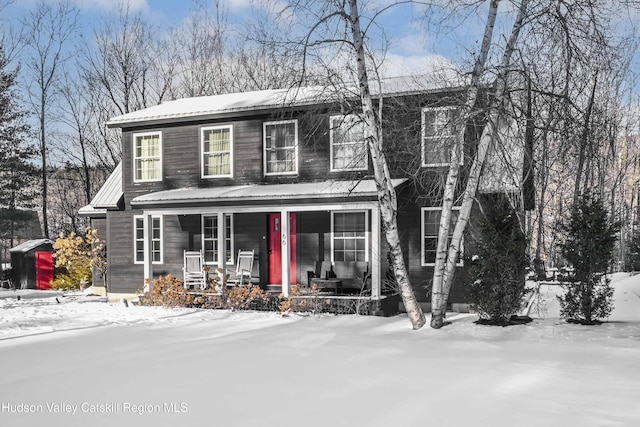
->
xmin=132 ymin=180 xmax=405 ymax=300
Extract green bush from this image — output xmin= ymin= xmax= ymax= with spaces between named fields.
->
xmin=558 ymin=194 xmax=618 ymax=324
xmin=468 ymin=196 xmax=529 ymax=323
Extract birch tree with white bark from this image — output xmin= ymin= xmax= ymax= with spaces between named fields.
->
xmin=430 ymin=0 xmax=639 ymax=328
xmin=274 ymin=0 xmax=427 ymax=328
xmin=430 ymin=0 xmax=529 ymax=328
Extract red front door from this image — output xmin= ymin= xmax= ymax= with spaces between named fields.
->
xmin=35 ymin=251 xmax=54 ymax=290
xmin=268 ymin=213 xmax=296 ymax=285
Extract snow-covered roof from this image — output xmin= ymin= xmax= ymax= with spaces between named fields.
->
xmin=107 ymin=76 xmax=466 ymax=128
xmin=131 ymin=179 xmax=406 ymax=207
xmin=107 ymin=86 xmax=336 ymax=128
xmin=78 ymin=204 xmax=107 ymax=217
xmin=90 ymin=163 xmax=123 ymax=210
xmin=10 ymin=239 xmax=54 ymax=253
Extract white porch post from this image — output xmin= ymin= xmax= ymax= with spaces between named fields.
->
xmin=143 ymin=213 xmax=153 ymax=292
xmin=371 ymin=206 xmax=381 ymax=299
xmin=280 ymin=209 xmax=290 ymax=297
xmin=217 ymin=212 xmax=227 ymax=284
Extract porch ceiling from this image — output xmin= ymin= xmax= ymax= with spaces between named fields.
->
xmin=130 ymin=179 xmax=407 ymax=208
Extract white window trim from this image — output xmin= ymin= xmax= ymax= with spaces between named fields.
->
xmin=201 ymin=125 xmax=234 ymax=179
xmin=330 ymin=210 xmax=369 ymax=263
xmin=263 ymin=119 xmax=299 ymax=176
xmin=329 ymin=114 xmax=368 ymax=172
xmin=421 ymin=106 xmax=461 ymax=168
xmin=421 ymin=206 xmax=463 ymax=267
xmin=132 ymin=131 xmax=163 ymax=183
xmin=201 ymin=214 xmax=235 ymax=266
xmin=133 ymin=215 xmax=163 ymax=265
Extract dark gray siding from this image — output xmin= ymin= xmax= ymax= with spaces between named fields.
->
xmin=107 ymin=90 xmax=481 ymax=303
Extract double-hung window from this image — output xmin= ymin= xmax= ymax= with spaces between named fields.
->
xmin=133 ymin=132 xmax=162 ymax=182
xmin=202 ymin=125 xmax=233 ymax=178
xmin=421 ymin=107 xmax=460 ymax=167
xmin=332 ymin=211 xmax=368 ymax=262
xmin=202 ymin=214 xmax=234 ymax=265
xmin=263 ymin=120 xmax=298 ymax=175
xmin=134 ymin=215 xmax=163 ymax=264
xmin=330 ymin=115 xmax=368 ymax=172
xmin=421 ymin=207 xmax=462 ymax=266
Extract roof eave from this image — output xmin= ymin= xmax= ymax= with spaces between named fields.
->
xmin=106 ymin=84 xmax=471 ymax=129
xmin=106 ymin=100 xmax=335 ymax=129
xmin=79 ymin=205 xmax=108 ymax=218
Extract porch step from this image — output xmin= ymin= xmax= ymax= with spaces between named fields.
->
xmin=266 ymin=284 xmax=282 ymax=294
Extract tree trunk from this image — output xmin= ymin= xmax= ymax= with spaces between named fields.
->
xmin=573 ymin=69 xmax=599 ymax=204
xmin=431 ymin=0 xmax=530 ymax=328
xmin=348 ymin=0 xmax=425 ymax=329
xmin=431 ymin=0 xmax=501 ymax=328
xmin=40 ymin=101 xmax=49 ymax=239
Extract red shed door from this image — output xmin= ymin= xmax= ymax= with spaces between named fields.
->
xmin=268 ymin=213 xmax=296 ymax=285
xmin=35 ymin=251 xmax=54 ymax=290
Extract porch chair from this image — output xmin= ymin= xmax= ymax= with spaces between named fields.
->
xmin=227 ymin=250 xmax=255 ymax=286
xmin=183 ymin=250 xmax=207 ymax=290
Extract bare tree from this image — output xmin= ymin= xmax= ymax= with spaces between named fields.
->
xmin=21 ymin=0 xmax=79 ymax=239
xmin=428 ymin=0 xmax=640 ymax=327
xmin=430 ymin=0 xmax=529 ymax=328
xmin=47 ymin=165 xmax=91 ymax=235
xmin=272 ymin=0 xmax=427 ymax=328
xmin=519 ymin=1 xmax=639 ymax=271
xmin=168 ymin=0 xmax=229 ymax=97
xmin=85 ymin=90 xmax=122 ymax=173
xmin=53 ymin=72 xmax=95 ymax=205
xmin=0 ymin=0 xmax=25 ymax=66
xmin=82 ymin=3 xmax=168 ymax=116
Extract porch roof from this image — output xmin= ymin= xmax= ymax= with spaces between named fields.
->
xmin=90 ymin=162 xmax=123 ymax=209
xmin=78 ymin=163 xmax=123 ymax=218
xmin=130 ymin=179 xmax=407 ymax=207
xmin=78 ymin=204 xmax=107 ymax=218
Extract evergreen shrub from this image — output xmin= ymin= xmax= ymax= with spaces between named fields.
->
xmin=468 ymin=196 xmax=529 ymax=324
xmin=558 ymin=194 xmax=618 ymax=324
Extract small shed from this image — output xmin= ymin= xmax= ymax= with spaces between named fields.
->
xmin=10 ymin=239 xmax=55 ymax=290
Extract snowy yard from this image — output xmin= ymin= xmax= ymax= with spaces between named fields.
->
xmin=1 ymin=275 xmax=640 ymax=427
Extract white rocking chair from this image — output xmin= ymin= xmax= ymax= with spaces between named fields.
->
xmin=183 ymin=250 xmax=207 ymax=290
xmin=227 ymin=250 xmax=255 ymax=286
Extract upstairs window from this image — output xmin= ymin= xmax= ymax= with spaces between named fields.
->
xmin=263 ymin=120 xmax=298 ymax=175
xmin=133 ymin=132 xmax=162 ymax=182
xmin=134 ymin=215 xmax=163 ymax=264
xmin=421 ymin=207 xmax=462 ymax=266
xmin=202 ymin=125 xmax=233 ymax=178
xmin=332 ymin=211 xmax=368 ymax=262
xmin=202 ymin=214 xmax=234 ymax=265
xmin=421 ymin=107 xmax=460 ymax=167
xmin=330 ymin=115 xmax=368 ymax=172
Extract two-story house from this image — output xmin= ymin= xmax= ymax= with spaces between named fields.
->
xmin=81 ymin=76 xmax=523 ymax=310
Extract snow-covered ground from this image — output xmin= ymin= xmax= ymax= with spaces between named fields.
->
xmin=1 ymin=274 xmax=639 ymax=427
